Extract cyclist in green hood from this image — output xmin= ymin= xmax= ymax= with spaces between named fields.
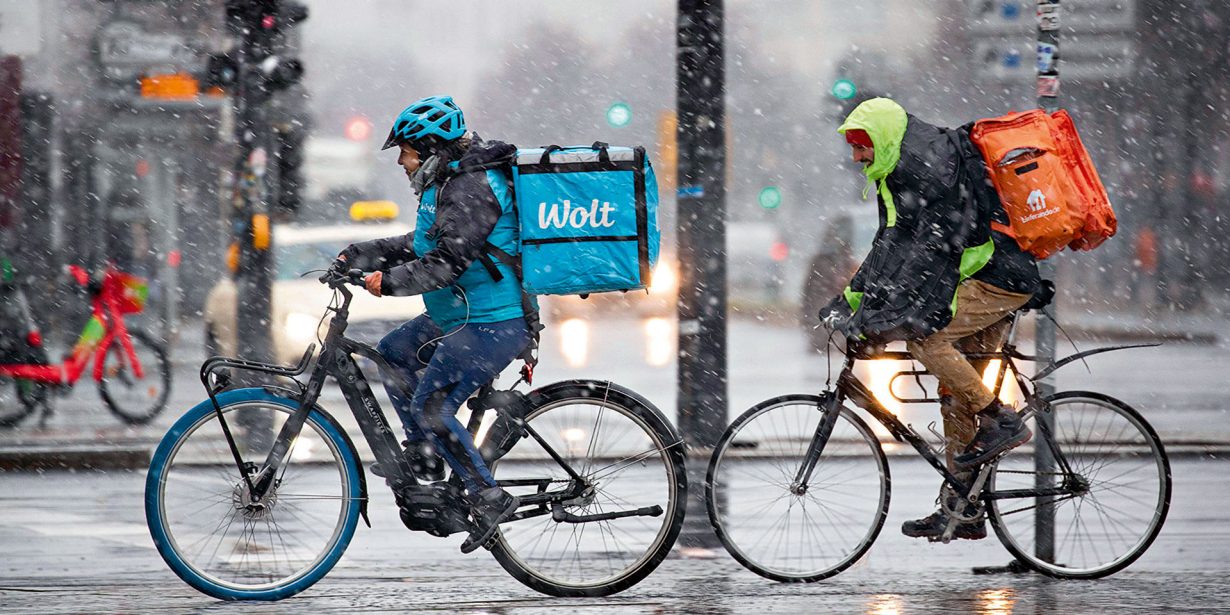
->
xmin=825 ymin=97 xmax=1042 ymax=542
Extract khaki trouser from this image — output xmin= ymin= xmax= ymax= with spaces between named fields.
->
xmin=906 ymin=279 xmax=1032 ymax=469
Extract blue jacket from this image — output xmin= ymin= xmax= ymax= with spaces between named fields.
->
xmin=342 ymin=137 xmax=530 ymax=330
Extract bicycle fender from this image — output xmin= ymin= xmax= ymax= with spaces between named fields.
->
xmin=530 ymin=379 xmax=684 ymax=445
xmin=1033 ymin=343 xmax=1159 ymax=381
xmin=261 ymin=385 xmax=371 ymax=528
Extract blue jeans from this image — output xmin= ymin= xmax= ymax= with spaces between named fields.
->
xmin=377 ymin=314 xmax=530 ymax=494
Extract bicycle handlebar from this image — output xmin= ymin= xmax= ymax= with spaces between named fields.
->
xmin=317 ymin=267 xmax=365 ymax=289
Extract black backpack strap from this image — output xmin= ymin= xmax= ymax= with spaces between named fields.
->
xmin=480 ymin=243 xmax=543 ymax=376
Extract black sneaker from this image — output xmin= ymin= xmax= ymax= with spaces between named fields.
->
xmin=901 ymin=509 xmax=987 ymax=541
xmin=460 ymin=486 xmax=520 ymax=554
xmin=954 ymin=402 xmax=1032 ymax=470
xmin=371 ymin=440 xmax=447 ymax=482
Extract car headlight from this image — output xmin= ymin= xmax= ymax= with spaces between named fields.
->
xmin=283 ymin=312 xmax=319 ymax=344
xmin=649 ymin=261 xmax=677 ymax=294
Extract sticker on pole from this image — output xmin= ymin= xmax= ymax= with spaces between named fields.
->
xmin=1037 ymin=4 xmax=1060 ymax=31
xmin=1037 ymin=75 xmax=1060 ymax=98
xmin=1036 ymin=42 xmax=1058 ymax=73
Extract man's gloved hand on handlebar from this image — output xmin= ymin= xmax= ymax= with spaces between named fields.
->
xmin=333 ymin=253 xmax=384 ymax=297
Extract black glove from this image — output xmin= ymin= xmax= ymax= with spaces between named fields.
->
xmin=1023 ymin=279 xmax=1056 ymax=311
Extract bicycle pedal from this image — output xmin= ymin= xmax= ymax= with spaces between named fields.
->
xmin=481 ymin=532 xmax=501 ymax=551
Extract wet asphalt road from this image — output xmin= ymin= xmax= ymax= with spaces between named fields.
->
xmin=1 ymin=454 xmax=1227 ymax=614
xmin=1 ymin=316 xmax=1228 ymax=612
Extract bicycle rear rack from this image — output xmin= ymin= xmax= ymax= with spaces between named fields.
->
xmin=200 ymin=344 xmax=316 ymax=396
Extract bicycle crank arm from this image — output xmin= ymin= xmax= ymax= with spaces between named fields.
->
xmin=551 ymin=504 xmax=663 ymax=524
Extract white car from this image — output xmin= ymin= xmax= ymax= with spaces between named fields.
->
xmin=204 ymin=220 xmax=424 ymax=365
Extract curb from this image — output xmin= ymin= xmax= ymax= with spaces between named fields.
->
xmin=0 ymin=443 xmax=153 ymax=471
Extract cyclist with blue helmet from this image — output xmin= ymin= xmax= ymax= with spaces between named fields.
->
xmin=336 ymin=95 xmax=532 ymax=554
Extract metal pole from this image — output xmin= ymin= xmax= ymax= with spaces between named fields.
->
xmin=1033 ymin=0 xmax=1061 ymax=565
xmin=232 ymin=12 xmax=276 ymax=374
xmin=676 ymin=0 xmax=727 ymax=549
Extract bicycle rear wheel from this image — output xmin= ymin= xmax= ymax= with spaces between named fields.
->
xmin=987 ymin=391 xmax=1171 ymax=578
xmin=707 ymin=394 xmax=890 ymax=582
xmin=99 ymin=330 xmax=171 ymax=424
xmin=145 ymin=388 xmax=362 ymax=600
xmin=489 ymin=380 xmax=687 ymax=597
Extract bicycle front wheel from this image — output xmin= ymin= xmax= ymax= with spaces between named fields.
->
xmin=707 ymin=394 xmax=890 ymax=582
xmin=490 ymin=380 xmax=687 ymax=597
xmin=145 ymin=388 xmax=362 ymax=600
xmin=0 ymin=376 xmax=41 ymax=427
xmin=988 ymin=391 xmax=1171 ymax=579
xmin=99 ymin=330 xmax=171 ymax=424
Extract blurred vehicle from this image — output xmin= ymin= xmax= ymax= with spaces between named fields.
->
xmin=800 ymin=205 xmax=879 ymax=351
xmin=726 ymin=221 xmax=788 ymax=306
xmin=543 ymin=221 xmax=790 ymax=323
xmin=204 ymin=201 xmax=423 ymax=365
xmin=540 ymin=257 xmax=678 ymax=323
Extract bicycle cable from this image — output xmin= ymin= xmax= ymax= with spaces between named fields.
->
xmin=415 ymin=286 xmax=470 ymax=365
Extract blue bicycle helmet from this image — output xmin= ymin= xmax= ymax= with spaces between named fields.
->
xmin=381 ymin=95 xmax=467 ymax=151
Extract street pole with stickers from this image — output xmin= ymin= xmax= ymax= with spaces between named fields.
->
xmin=1033 ymin=0 xmax=1061 ymax=567
xmin=675 ymin=0 xmax=728 ymax=549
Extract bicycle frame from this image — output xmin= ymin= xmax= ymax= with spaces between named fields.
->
xmin=0 ymin=265 xmax=143 ymax=385
xmin=200 ymin=281 xmax=598 ymax=521
xmin=797 ymin=312 xmax=1155 ymax=503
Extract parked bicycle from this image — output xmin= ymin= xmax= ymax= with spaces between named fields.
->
xmin=144 ymin=268 xmax=687 ymax=600
xmin=706 ymin=307 xmax=1170 ymax=581
xmin=0 ymin=263 xmax=170 ymax=427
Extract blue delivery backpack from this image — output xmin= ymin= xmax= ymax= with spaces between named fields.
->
xmin=475 ymin=142 xmax=660 ymax=296
xmin=511 ymin=143 xmax=659 ymax=295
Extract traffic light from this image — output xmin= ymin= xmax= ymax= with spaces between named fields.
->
xmin=202 ymin=53 xmax=238 ymax=89
xmin=758 ymin=186 xmax=782 ymax=209
xmin=273 ymin=122 xmax=305 ymax=216
xmin=224 ymin=0 xmax=309 ymax=94
xmin=831 ymin=78 xmax=857 ymax=101
xmin=606 ymin=102 xmax=632 ymax=128
xmin=344 ymin=116 xmax=372 ymax=141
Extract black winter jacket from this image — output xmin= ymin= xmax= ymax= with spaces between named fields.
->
xmin=340 ymin=136 xmax=518 ymax=297
xmin=828 ymin=116 xmax=1039 ymax=344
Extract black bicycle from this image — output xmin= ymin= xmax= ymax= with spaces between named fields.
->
xmin=144 ymin=269 xmax=687 ymax=600
xmin=706 ymin=308 xmax=1171 ymax=581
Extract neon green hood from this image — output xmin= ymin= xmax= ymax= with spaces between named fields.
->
xmin=838 ymin=98 xmax=908 ymax=225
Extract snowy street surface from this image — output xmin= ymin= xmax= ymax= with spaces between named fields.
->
xmin=1 ymin=315 xmax=1228 ymax=612
xmin=1 ymin=457 xmax=1226 ymax=613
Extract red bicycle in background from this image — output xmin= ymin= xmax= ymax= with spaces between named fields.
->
xmin=0 ymin=263 xmax=170 ymax=427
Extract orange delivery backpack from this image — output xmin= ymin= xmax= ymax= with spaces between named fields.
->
xmin=969 ymin=109 xmax=1116 ymax=259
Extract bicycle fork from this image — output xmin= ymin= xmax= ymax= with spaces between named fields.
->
xmin=789 ymin=392 xmax=844 ymax=495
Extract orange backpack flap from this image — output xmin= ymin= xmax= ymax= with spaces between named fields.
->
xmin=971 ymin=111 xmax=1086 ymax=258
xmin=1049 ymin=110 xmax=1117 ymax=251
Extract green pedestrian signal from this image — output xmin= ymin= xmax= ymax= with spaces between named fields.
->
xmin=606 ymin=102 xmax=632 ymax=128
xmin=758 ymin=186 xmax=782 ymax=209
xmin=831 ymin=78 xmax=857 ymax=101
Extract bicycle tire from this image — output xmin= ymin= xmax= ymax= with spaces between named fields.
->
xmin=99 ymin=330 xmax=171 ymax=424
xmin=489 ymin=380 xmax=687 ymax=597
xmin=0 ymin=376 xmax=41 ymax=427
xmin=707 ymin=394 xmax=890 ymax=582
xmin=145 ymin=388 xmax=363 ymax=600
xmin=987 ymin=391 xmax=1171 ymax=579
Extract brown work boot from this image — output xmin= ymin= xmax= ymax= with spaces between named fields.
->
xmin=954 ymin=401 xmax=1032 ymax=470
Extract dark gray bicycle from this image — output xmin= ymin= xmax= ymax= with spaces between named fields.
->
xmin=145 ymin=268 xmax=687 ymax=600
xmin=706 ymin=308 xmax=1170 ymax=581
